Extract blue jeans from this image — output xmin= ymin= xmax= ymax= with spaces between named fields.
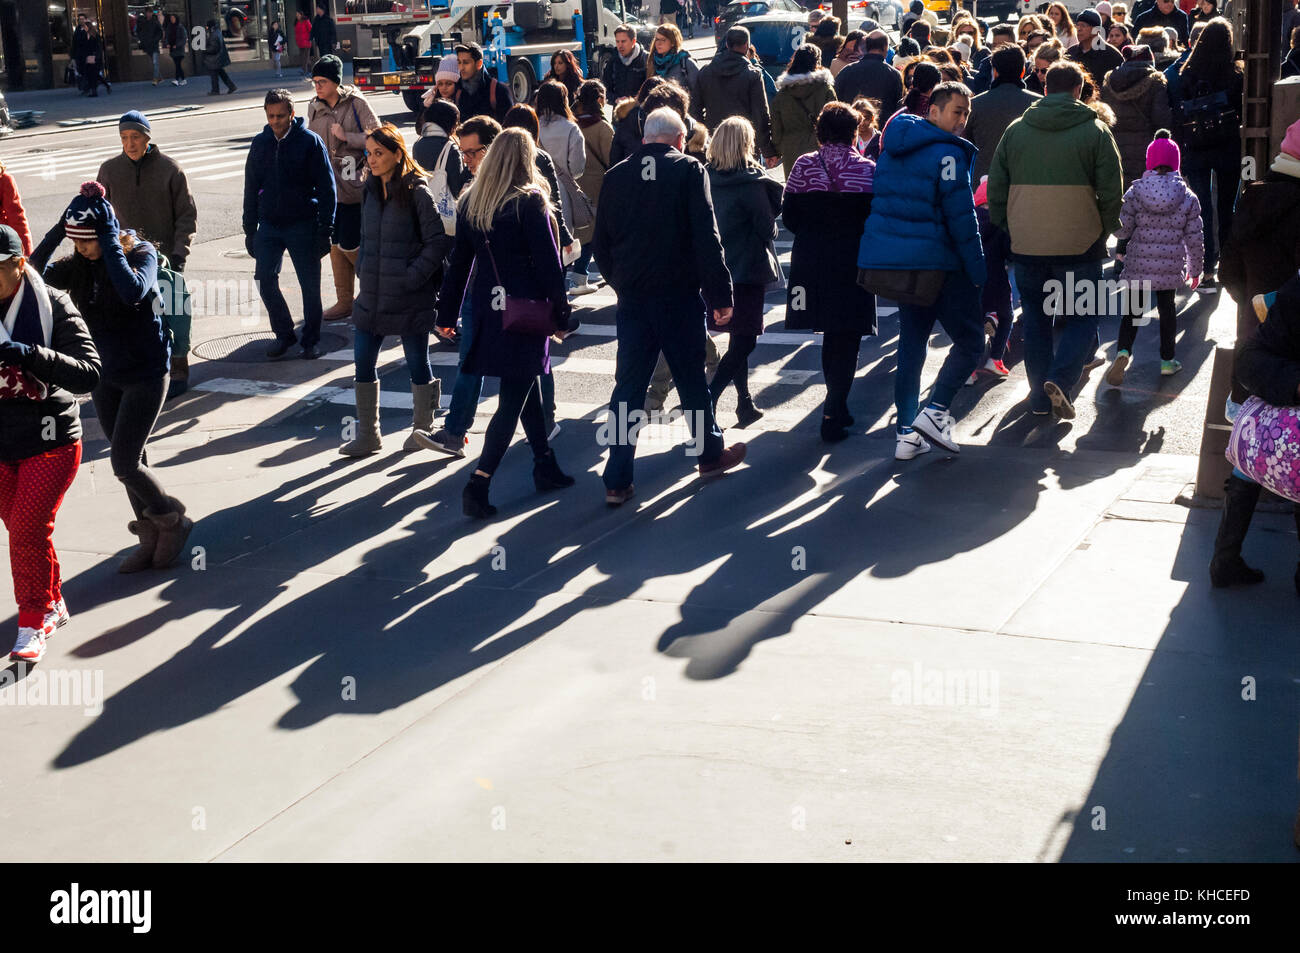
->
xmin=1185 ymin=157 xmax=1239 ymax=274
xmin=602 ymin=294 xmax=725 ymax=490
xmin=894 ymin=271 xmax=984 ymax=433
xmin=572 ymin=243 xmax=594 ymax=280
xmin=254 ymin=220 xmax=322 ymax=349
xmin=444 ymin=284 xmax=481 ymax=437
xmin=1015 ymin=259 xmax=1106 ymax=414
xmin=353 ymin=327 xmax=432 ymax=384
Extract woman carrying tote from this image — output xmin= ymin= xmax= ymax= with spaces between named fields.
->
xmin=0 ymin=225 xmax=100 ymax=663
xmin=340 ymin=123 xmax=450 ymax=457
xmin=434 ymin=129 xmax=575 ymax=519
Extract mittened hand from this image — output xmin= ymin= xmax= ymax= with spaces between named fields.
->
xmin=0 ymin=340 xmax=34 ymax=367
xmin=244 ymin=232 xmax=257 ymax=258
xmin=314 ymin=230 xmax=332 ymax=259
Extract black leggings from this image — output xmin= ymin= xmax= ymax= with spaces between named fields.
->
xmin=92 ymin=376 xmax=172 ymax=519
xmin=822 ymin=331 xmax=862 ymax=418
xmin=1117 ymin=288 xmax=1177 ymax=361
xmin=709 ymin=333 xmax=757 ymax=401
xmin=477 ymin=375 xmax=549 ymax=477
xmin=171 ymin=54 xmax=185 ymax=80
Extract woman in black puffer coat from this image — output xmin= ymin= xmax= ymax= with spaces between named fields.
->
xmin=342 ymin=122 xmax=450 ymax=457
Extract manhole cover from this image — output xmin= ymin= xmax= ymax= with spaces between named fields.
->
xmin=193 ymin=330 xmax=347 ymax=363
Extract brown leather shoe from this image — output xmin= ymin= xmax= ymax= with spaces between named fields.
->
xmin=698 ymin=442 xmax=747 ymax=478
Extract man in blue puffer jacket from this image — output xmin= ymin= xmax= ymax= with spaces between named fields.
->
xmin=859 ymin=82 xmax=986 ymax=461
xmin=242 ymin=88 xmax=337 ymax=360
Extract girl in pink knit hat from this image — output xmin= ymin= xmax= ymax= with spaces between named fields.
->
xmin=1106 ymin=129 xmax=1204 ymax=386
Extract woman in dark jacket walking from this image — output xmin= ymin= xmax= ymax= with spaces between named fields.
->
xmin=434 ymin=129 xmax=575 ymax=518
xmin=165 ymin=13 xmax=188 ymax=85
xmin=202 ymin=20 xmax=237 ymax=95
xmin=1170 ymin=17 xmax=1241 ymax=291
xmin=341 ymin=123 xmax=450 ymax=457
xmin=705 ymin=117 xmax=782 ymax=428
xmin=412 ymin=99 xmax=470 ymax=199
xmin=32 ymin=181 xmax=191 ymax=573
xmin=540 ymin=49 xmax=584 ymax=102
xmin=82 ymin=22 xmax=111 ymax=97
xmin=782 ymin=102 xmax=877 ymax=442
xmin=1100 ymin=46 xmax=1175 ymax=188
xmin=0 ymin=225 xmax=100 ymax=663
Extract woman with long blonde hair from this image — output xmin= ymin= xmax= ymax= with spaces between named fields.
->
xmin=434 ymin=128 xmax=574 ymax=518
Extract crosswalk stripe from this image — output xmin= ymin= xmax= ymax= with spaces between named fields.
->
xmin=0 ymin=142 xmax=245 ymax=172
xmin=197 ymin=169 xmax=247 ymax=181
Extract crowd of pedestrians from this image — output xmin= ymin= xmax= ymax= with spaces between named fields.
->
xmin=2 ymin=7 xmax=1299 ymax=669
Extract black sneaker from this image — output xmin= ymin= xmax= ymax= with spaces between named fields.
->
xmin=301 ymin=344 xmax=322 ymax=360
xmin=266 ymin=338 xmax=294 ymax=360
xmin=412 ymin=427 xmax=467 ymax=458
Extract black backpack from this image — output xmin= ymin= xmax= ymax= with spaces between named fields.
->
xmin=1174 ymin=80 xmax=1240 ymax=151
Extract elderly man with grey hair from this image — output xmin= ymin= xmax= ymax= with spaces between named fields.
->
xmin=592 ymin=107 xmax=749 ymax=505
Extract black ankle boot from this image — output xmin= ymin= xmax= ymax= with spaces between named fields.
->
xmin=1209 ymin=475 xmax=1265 ymax=587
xmin=820 ymin=416 xmax=849 ymax=443
xmin=533 ymin=449 xmax=575 ymax=492
xmin=462 ymin=474 xmax=497 ymax=519
xmin=735 ymin=395 xmax=763 ymax=429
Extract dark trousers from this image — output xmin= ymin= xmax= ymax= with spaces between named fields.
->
xmin=1015 ymin=259 xmax=1106 ymax=414
xmin=1117 ymin=288 xmax=1178 ymax=361
xmin=170 ymin=53 xmax=185 ymax=80
xmin=979 ymin=210 xmax=1014 ymax=360
xmin=477 ymin=375 xmax=549 ymax=476
xmin=603 ymin=294 xmax=725 ymax=490
xmin=91 ymin=375 xmax=171 ymax=520
xmin=709 ymin=332 xmax=757 ymax=401
xmin=209 ymin=67 xmax=236 ymax=93
xmin=254 ymin=220 xmax=323 ymax=350
xmin=822 ymin=331 xmax=862 ymax=419
xmin=895 ymin=271 xmax=984 ymax=431
xmin=1186 ymin=158 xmax=1238 ymax=274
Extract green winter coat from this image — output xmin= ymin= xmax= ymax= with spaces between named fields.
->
xmin=987 ymin=92 xmax=1124 ymax=262
xmin=770 ymin=69 xmax=837 ymax=179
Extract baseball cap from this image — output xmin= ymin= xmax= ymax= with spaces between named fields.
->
xmin=0 ymin=225 xmax=24 ymax=261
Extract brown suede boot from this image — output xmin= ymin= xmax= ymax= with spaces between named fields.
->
xmin=118 ymin=520 xmax=160 ymax=574
xmin=322 ymin=246 xmax=354 ymax=321
xmin=146 ymin=498 xmax=194 ymax=569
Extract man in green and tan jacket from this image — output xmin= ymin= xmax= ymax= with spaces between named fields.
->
xmin=987 ymin=59 xmax=1123 ymax=420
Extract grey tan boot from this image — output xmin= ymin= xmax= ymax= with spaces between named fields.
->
xmin=340 ymin=380 xmax=382 ymax=456
xmin=322 ymin=246 xmax=354 ymax=321
xmin=404 ymin=380 xmax=441 ymax=451
xmin=118 ymin=520 xmax=160 ymax=574
xmin=145 ymin=498 xmax=193 ymax=570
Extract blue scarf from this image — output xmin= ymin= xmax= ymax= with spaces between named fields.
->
xmin=653 ymin=49 xmax=687 ymax=73
xmin=7 ymin=278 xmax=45 ymax=347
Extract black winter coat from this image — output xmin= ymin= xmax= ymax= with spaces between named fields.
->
xmin=965 ymin=79 xmax=1041 ymax=184
xmin=1099 ymin=62 xmax=1174 ymax=189
xmin=833 ymin=54 xmax=902 ymax=121
xmin=707 ymin=165 xmax=783 ymax=288
xmin=593 ymin=143 xmax=733 ymax=312
xmin=602 ymin=48 xmax=648 ymax=103
xmin=33 ymin=227 xmax=169 ymax=386
xmin=242 ymin=117 xmax=336 ymax=234
xmin=0 ymin=277 xmax=101 ymax=463
xmin=353 ymin=172 xmax=450 ymax=337
xmin=436 ymin=190 xmax=569 ymax=379
xmin=1170 ymin=68 xmax=1244 ymax=170
xmin=1236 ymin=272 xmax=1300 ymax=407
xmin=453 ymin=68 xmax=514 ymax=123
xmin=411 ymin=131 xmax=470 ymax=199
xmin=782 ymin=182 xmax=875 ymax=335
xmin=695 ymin=49 xmax=775 ymax=157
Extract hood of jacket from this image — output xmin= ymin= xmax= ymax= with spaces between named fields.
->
xmin=710 ymin=48 xmax=755 ymax=77
xmin=707 ymin=165 xmax=770 ymax=190
xmin=614 ymin=99 xmax=639 ymax=122
xmin=776 ymin=68 xmax=834 ymax=92
xmin=1020 ymin=93 xmax=1105 ymax=132
xmin=1105 ymin=61 xmax=1162 ymax=98
xmin=1127 ymin=170 xmax=1191 ymax=214
xmin=880 ymin=112 xmax=976 ymax=162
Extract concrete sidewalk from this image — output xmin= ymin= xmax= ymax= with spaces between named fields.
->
xmin=1 ymin=381 xmax=1296 ymax=862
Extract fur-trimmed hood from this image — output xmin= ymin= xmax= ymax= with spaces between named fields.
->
xmin=775 ymin=68 xmax=834 ymax=90
xmin=613 ymin=97 xmax=638 ymax=122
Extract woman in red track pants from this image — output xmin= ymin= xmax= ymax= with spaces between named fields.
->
xmin=0 ymin=224 xmax=101 ymax=664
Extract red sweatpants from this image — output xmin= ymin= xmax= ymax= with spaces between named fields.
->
xmin=0 ymin=441 xmax=81 ymax=629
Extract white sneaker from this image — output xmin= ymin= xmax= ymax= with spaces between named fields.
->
xmin=10 ymin=624 xmax=51 ymax=663
xmin=1225 ymin=396 xmax=1242 ymax=423
xmin=569 ymin=278 xmax=598 ymax=297
xmin=965 ymin=371 xmax=979 ymax=386
xmin=911 ymin=406 xmax=960 ymax=453
xmin=44 ymin=598 xmax=69 ymax=630
xmin=171 ymin=79 xmax=179 ymax=86
xmin=895 ymin=430 xmax=931 ymax=461
xmin=179 ymin=78 xmax=188 ymax=86
xmin=548 ymin=422 xmax=561 ymax=441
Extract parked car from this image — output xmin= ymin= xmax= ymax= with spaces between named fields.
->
xmin=714 ymin=0 xmax=805 ymax=42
